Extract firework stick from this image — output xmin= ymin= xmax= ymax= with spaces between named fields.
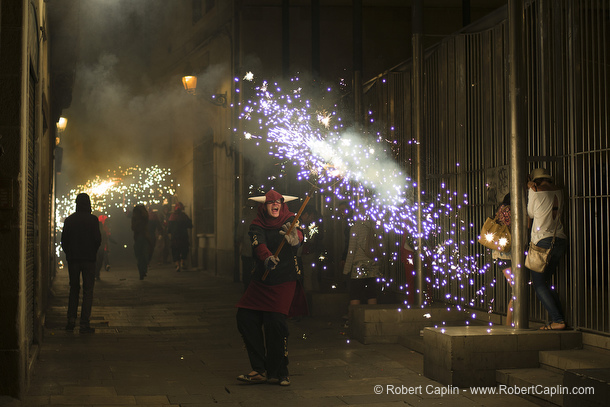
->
xmin=262 ymin=193 xmax=313 ymax=281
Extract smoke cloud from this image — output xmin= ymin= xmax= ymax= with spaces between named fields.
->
xmin=57 ymin=1 xmax=226 ymax=196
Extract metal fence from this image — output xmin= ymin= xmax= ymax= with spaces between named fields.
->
xmin=363 ymin=0 xmax=609 ymax=334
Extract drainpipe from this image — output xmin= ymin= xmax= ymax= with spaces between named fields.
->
xmin=233 ymin=0 xmax=242 ymax=282
xmin=282 ymin=0 xmax=290 ymax=80
xmin=412 ymin=0 xmax=425 ymax=307
xmin=353 ymin=0 xmax=363 ymax=126
xmin=508 ymin=0 xmax=528 ymax=329
xmin=311 ymin=0 xmax=320 ymax=82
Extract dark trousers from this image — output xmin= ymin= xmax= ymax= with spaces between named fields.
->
xmin=134 ymin=236 xmax=150 ymax=278
xmin=171 ymin=245 xmax=189 ymax=263
xmin=236 ymin=308 xmax=289 ymax=379
xmin=67 ymin=260 xmax=96 ymax=327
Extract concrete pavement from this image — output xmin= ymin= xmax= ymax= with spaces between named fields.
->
xmin=5 ymin=262 xmax=537 ymax=406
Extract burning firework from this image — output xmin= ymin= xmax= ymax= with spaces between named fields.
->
xmin=55 ymin=165 xmax=175 ymax=257
xmin=238 ymin=75 xmax=499 ymax=314
xmin=239 ymin=77 xmax=413 ymax=230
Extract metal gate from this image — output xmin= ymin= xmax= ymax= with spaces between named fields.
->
xmin=363 ymin=0 xmax=609 ymax=333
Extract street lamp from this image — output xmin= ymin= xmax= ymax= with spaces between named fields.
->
xmin=56 ymin=116 xmax=67 ymax=145
xmin=56 ymin=117 xmax=67 ymax=132
xmin=181 ymin=76 xmax=227 ymax=108
xmin=182 ymin=76 xmax=197 ymax=95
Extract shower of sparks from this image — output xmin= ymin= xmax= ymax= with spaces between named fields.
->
xmin=239 ymin=77 xmax=414 ymax=232
xmin=55 ymin=165 xmax=175 ymax=257
xmin=238 ymin=76 xmax=507 ymax=318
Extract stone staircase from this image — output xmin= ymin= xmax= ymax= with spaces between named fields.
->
xmin=348 ymin=304 xmax=610 ymax=406
xmin=497 ymin=332 xmax=610 ymax=406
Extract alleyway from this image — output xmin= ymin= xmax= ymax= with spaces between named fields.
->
xmin=8 ymin=262 xmax=534 ymax=406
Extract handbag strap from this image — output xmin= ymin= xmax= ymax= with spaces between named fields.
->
xmin=548 ymin=211 xmax=560 ymax=250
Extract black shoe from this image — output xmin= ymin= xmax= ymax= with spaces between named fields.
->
xmin=65 ymin=322 xmax=75 ymax=331
xmin=80 ymin=326 xmax=95 ymax=334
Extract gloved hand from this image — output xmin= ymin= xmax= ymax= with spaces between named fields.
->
xmin=264 ymin=255 xmax=279 ymax=270
xmin=280 ymin=222 xmax=300 ymax=246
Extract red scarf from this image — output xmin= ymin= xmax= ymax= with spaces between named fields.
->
xmin=251 ymin=190 xmax=293 ymax=229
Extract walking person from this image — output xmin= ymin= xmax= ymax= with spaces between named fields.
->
xmin=235 ymin=190 xmax=307 ymax=386
xmin=527 ymin=168 xmax=568 ymax=330
xmin=61 ymin=193 xmax=101 ymax=333
xmin=168 ymin=202 xmax=192 ymax=272
xmin=158 ymin=204 xmax=172 ymax=264
xmin=131 ymin=204 xmax=152 ymax=280
xmin=95 ymin=213 xmax=116 ymax=280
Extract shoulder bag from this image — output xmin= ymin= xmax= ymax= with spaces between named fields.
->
xmin=524 ymin=220 xmax=558 ymax=273
xmin=478 ymin=215 xmax=511 ymax=253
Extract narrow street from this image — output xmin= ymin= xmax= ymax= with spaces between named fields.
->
xmin=13 ymin=262 xmax=533 ymax=406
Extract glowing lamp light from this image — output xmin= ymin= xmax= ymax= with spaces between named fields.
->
xmin=484 ymin=233 xmax=494 ymax=242
xmin=182 ymin=76 xmax=197 ymax=95
xmin=56 ymin=117 xmax=67 ymax=132
xmin=181 ymin=75 xmax=227 ymax=107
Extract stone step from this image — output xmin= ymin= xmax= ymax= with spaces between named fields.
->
xmin=540 ymin=349 xmax=610 ymax=371
xmin=562 ymin=368 xmax=610 ymax=407
xmin=496 ymin=348 xmax=610 ymax=407
xmin=399 ymin=319 xmax=490 ymax=354
xmin=496 ymin=367 xmax=565 ymax=406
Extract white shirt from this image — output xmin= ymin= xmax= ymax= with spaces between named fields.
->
xmin=527 ymin=189 xmax=567 ymax=244
xmin=342 ymin=220 xmax=384 ymax=279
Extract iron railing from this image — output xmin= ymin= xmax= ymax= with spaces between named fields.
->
xmin=363 ymin=0 xmax=609 ymax=333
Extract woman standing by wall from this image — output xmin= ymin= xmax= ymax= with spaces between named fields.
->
xmin=527 ymin=168 xmax=569 ymax=330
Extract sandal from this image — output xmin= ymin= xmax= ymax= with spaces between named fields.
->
xmin=540 ymin=322 xmax=565 ymax=330
xmin=237 ymin=371 xmax=267 ymax=384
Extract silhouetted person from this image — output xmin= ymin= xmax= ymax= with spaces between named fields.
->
xmin=147 ymin=206 xmax=162 ymax=263
xmin=168 ymin=202 xmax=192 ymax=272
xmin=131 ymin=204 xmax=152 ymax=280
xmin=491 ymin=193 xmax=514 ymax=326
xmin=61 ymin=193 xmax=101 ymax=333
xmin=158 ymin=204 xmax=171 ymax=264
xmin=95 ymin=213 xmax=116 ymax=280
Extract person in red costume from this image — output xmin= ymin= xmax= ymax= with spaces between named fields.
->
xmin=236 ymin=190 xmax=308 ymax=386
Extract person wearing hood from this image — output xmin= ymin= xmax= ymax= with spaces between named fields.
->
xmin=168 ymin=202 xmax=192 ymax=272
xmin=235 ymin=190 xmax=308 ymax=387
xmin=61 ymin=193 xmax=102 ymax=333
xmin=131 ymin=204 xmax=153 ymax=280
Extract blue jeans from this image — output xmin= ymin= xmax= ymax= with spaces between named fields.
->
xmin=529 ymin=237 xmax=567 ymax=323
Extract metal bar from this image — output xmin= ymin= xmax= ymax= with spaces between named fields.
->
xmin=412 ymin=0 xmax=425 ymax=306
xmin=508 ymin=0 xmax=529 ymax=329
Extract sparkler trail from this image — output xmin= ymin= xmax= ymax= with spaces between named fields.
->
xmin=55 ymin=165 xmax=175 ymax=257
xmin=239 ymin=76 xmax=415 ymax=232
xmin=238 ymin=74 xmax=503 ymax=316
